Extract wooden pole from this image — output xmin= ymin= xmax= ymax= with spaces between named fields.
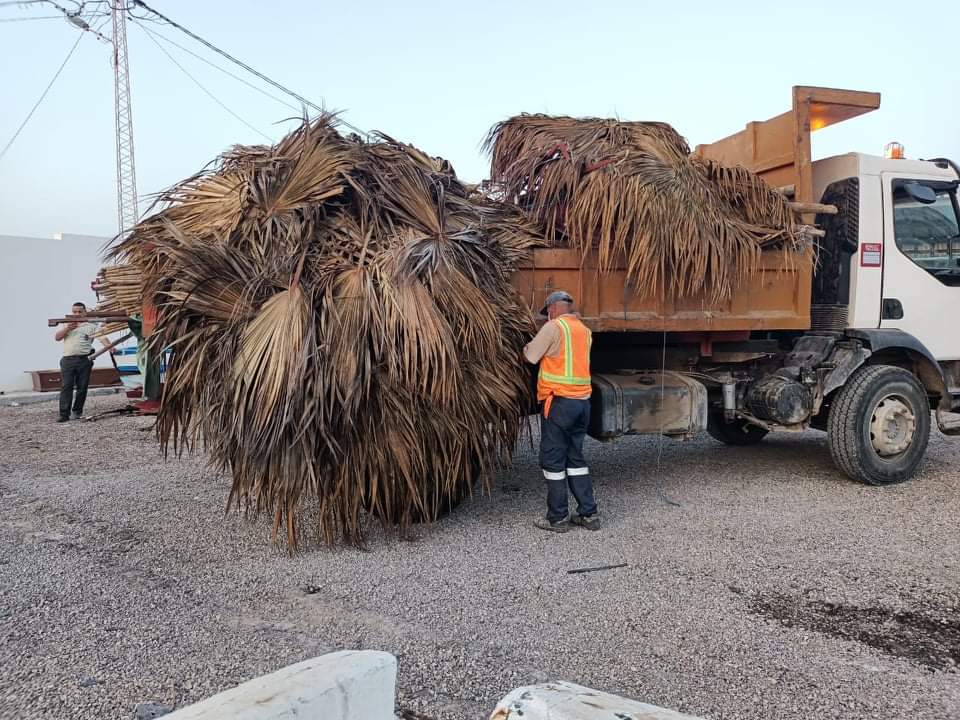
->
xmin=90 ymin=332 xmax=133 ymax=361
xmin=788 ymin=201 xmax=838 ymax=215
xmin=800 ymin=225 xmax=826 ymax=238
xmin=48 ymin=315 xmax=129 ymax=327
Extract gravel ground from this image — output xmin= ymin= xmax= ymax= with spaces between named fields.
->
xmin=1 ymin=394 xmax=959 ymax=720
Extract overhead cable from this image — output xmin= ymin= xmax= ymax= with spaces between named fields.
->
xmin=137 ymin=21 xmax=272 ymax=142
xmin=133 ymin=19 xmax=300 ymax=113
xmin=0 ymin=32 xmax=84 ymax=162
xmin=129 ymin=0 xmax=368 ymax=137
xmin=0 ymin=14 xmax=63 ymax=21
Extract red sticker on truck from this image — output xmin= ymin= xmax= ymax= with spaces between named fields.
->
xmin=860 ymin=243 xmax=882 ymax=267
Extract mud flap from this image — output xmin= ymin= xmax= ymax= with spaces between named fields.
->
xmin=936 ymin=408 xmax=960 ymax=436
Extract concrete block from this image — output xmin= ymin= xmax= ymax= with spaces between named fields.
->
xmin=490 ymin=681 xmax=704 ymax=720
xmin=165 ymin=650 xmax=397 ymax=720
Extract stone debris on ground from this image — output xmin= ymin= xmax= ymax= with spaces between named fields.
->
xmin=134 ymin=701 xmax=174 ymax=719
xmin=1 ymin=395 xmax=958 ymax=719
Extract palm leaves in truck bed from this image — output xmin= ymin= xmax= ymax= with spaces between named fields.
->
xmin=484 ymin=114 xmax=799 ymax=302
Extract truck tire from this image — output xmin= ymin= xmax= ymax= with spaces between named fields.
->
xmin=707 ymin=414 xmax=769 ymax=445
xmin=827 ymin=365 xmax=930 ymax=485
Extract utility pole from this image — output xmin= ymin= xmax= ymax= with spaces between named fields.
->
xmin=112 ymin=3 xmax=138 ymax=237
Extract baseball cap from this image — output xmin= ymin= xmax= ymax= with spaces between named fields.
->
xmin=539 ymin=290 xmax=574 ymax=316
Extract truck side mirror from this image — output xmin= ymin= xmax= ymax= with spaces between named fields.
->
xmin=903 ymin=182 xmax=937 ymax=204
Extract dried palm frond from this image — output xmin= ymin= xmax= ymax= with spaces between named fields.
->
xmin=484 ymin=114 xmax=798 ymax=302
xmin=107 ymin=113 xmax=540 ymax=550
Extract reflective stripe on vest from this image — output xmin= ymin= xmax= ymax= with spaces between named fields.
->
xmin=537 ymin=316 xmax=592 ymax=408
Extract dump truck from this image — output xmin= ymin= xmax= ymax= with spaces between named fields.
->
xmin=513 ymin=86 xmax=960 ymax=485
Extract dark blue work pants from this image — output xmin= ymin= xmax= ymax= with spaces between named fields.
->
xmin=539 ymin=396 xmax=598 ymax=523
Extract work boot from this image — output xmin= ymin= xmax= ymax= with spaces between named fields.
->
xmin=570 ymin=513 xmax=602 ymax=531
xmin=57 ymin=416 xmax=69 ymax=423
xmin=71 ymin=411 xmax=83 ymax=420
xmin=533 ymin=516 xmax=570 ymax=533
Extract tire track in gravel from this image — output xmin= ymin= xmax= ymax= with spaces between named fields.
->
xmin=747 ymin=590 xmax=960 ymax=672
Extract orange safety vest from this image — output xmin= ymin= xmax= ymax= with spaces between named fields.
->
xmin=537 ymin=315 xmax=592 ymax=417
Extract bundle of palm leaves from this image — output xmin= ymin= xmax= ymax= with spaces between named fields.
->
xmin=95 ymin=264 xmax=143 ymax=313
xmin=93 ymin=264 xmax=142 ymax=340
xmin=109 ymin=115 xmax=541 ymax=548
xmin=485 ymin=115 xmax=800 ymax=301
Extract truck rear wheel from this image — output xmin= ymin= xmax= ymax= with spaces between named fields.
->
xmin=827 ymin=365 xmax=930 ymax=485
xmin=707 ymin=414 xmax=768 ymax=445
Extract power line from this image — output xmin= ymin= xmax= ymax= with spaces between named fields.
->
xmin=1 ymin=0 xmax=80 ymax=16
xmin=130 ymin=0 xmax=318 ymax=111
xmin=129 ymin=0 xmax=369 ymax=137
xmin=131 ymin=19 xmax=299 ymax=113
xmin=0 ymin=14 xmax=63 ymax=20
xmin=79 ymin=0 xmax=110 ymax=13
xmin=137 ymin=21 xmax=272 ymax=143
xmin=124 ymin=2 xmax=164 ymax=26
xmin=0 ymin=31 xmax=83 ymax=162
xmin=0 ymin=0 xmax=112 ymax=39
xmin=90 ymin=10 xmax=107 ymax=34
xmin=5 ymin=0 xmax=112 ymax=40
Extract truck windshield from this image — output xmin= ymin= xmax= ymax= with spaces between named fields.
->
xmin=892 ymin=183 xmax=960 ymax=286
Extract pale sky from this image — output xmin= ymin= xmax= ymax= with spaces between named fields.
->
xmin=1 ymin=0 xmax=958 ymax=239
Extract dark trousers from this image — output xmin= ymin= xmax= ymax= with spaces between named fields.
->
xmin=59 ymin=355 xmax=92 ymax=419
xmin=540 ymin=396 xmax=598 ymax=523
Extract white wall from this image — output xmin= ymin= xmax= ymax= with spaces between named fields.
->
xmin=0 ymin=232 xmax=116 ymax=393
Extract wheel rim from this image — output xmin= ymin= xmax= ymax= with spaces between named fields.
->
xmin=869 ymin=394 xmax=916 ymax=457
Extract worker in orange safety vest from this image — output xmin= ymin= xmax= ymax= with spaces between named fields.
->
xmin=523 ymin=290 xmax=600 ymax=533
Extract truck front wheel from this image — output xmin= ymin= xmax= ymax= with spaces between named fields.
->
xmin=827 ymin=365 xmax=930 ymax=485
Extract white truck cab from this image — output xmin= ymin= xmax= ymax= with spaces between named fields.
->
xmin=813 ymin=153 xmax=960 ymax=363
xmin=696 ymin=145 xmax=960 ymax=486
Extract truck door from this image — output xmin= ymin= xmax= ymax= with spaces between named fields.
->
xmin=880 ymin=173 xmax=960 ymax=360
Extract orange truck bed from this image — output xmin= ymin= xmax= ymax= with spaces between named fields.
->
xmin=511 ymin=86 xmax=880 ymax=332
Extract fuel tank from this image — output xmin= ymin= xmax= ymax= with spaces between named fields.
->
xmin=588 ymin=372 xmax=708 ymax=440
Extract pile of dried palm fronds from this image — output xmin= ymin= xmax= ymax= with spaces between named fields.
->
xmin=108 ymin=115 xmax=541 ymax=548
xmin=485 ymin=115 xmax=800 ymax=301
